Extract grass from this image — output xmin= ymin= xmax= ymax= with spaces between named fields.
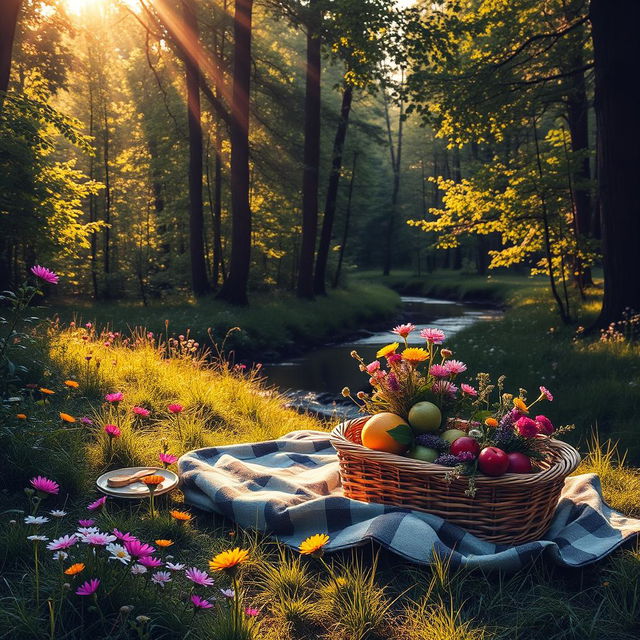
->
xmin=46 ymin=282 xmax=401 ymax=360
xmin=1 ymin=290 xmax=640 ymax=639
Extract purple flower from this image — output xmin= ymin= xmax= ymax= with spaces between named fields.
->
xmin=76 ymin=579 xmax=100 ymax=596
xmin=434 ymin=454 xmax=461 ymax=467
xmin=499 ymin=409 xmax=520 ymax=429
xmin=415 ymin=434 xmax=448 ymax=451
xmin=31 ymin=265 xmax=59 ymax=284
xmin=87 ymin=496 xmax=107 ymax=511
xmin=191 ymin=595 xmax=214 ymax=610
xmin=185 ymin=567 xmax=214 ymax=587
xmin=78 ymin=519 xmax=95 ymax=527
xmin=79 ymin=417 xmax=93 ymax=425
xmin=456 ymin=451 xmax=476 ymax=463
xmin=386 ymin=372 xmax=400 ymax=392
xmin=220 ymin=588 xmax=235 ymax=599
xmin=151 ymin=571 xmax=172 ymax=587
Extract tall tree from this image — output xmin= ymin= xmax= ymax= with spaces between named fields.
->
xmin=590 ymin=0 xmax=640 ymax=327
xmin=297 ymin=0 xmax=322 ymax=298
xmin=182 ymin=0 xmax=209 ymax=296
xmin=0 ymin=0 xmax=22 ymax=101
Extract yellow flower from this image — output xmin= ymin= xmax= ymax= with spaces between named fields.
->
xmin=299 ymin=533 xmax=330 ymax=556
xmin=209 ymin=547 xmax=250 ymax=572
xmin=40 ymin=388 xmax=55 ymax=395
xmin=169 ymin=509 xmax=192 ymax=522
xmin=513 ymin=398 xmax=529 ymax=413
xmin=64 ymin=380 xmax=79 ymax=388
xmin=64 ymin=563 xmax=85 ymax=576
xmin=485 ymin=417 xmax=498 ymax=427
xmin=59 ymin=413 xmax=76 ymax=423
xmin=16 ymin=413 xmax=27 ymax=420
xmin=155 ymin=539 xmax=174 ymax=547
xmin=376 ymin=342 xmax=399 ymax=358
xmin=401 ymin=348 xmax=429 ymax=363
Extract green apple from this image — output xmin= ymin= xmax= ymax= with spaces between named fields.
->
xmin=408 ymin=401 xmax=442 ymax=433
xmin=406 ymin=445 xmax=439 ymax=463
xmin=441 ymin=428 xmax=467 ymax=443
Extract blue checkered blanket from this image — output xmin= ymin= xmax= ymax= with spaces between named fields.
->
xmin=178 ymin=430 xmax=640 ymax=571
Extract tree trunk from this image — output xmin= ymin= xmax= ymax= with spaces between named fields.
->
xmin=333 ymin=151 xmax=358 ymax=289
xmin=591 ymin=0 xmax=640 ymax=327
xmin=313 ymin=82 xmax=353 ymax=295
xmin=216 ymin=0 xmax=253 ymax=305
xmin=297 ymin=0 xmax=322 ymax=299
xmin=102 ymin=101 xmax=112 ymax=289
xmin=0 ymin=0 xmax=21 ymax=104
xmin=182 ymin=0 xmax=209 ymax=296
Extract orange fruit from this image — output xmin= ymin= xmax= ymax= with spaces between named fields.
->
xmin=361 ymin=413 xmax=411 ymax=455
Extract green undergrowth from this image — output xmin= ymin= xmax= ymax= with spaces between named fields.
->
xmin=1 ymin=318 xmax=639 ymax=639
xmin=46 ymin=283 xmax=401 ymax=360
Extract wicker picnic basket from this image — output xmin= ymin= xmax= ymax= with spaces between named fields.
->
xmin=330 ymin=416 xmax=581 ymax=545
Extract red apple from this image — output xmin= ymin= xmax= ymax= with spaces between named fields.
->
xmin=507 ymin=452 xmax=532 ymax=473
xmin=450 ymin=437 xmax=481 ymax=458
xmin=478 ymin=446 xmax=509 ymax=476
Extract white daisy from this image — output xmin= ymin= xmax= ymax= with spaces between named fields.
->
xmin=165 ymin=562 xmax=186 ymax=571
xmin=52 ymin=551 xmax=68 ymax=561
xmin=27 ymin=535 xmax=49 ymax=542
xmin=24 ymin=515 xmax=50 ymax=525
xmin=151 ymin=571 xmax=171 ymax=587
xmin=106 ymin=543 xmax=131 ymax=565
xmin=130 ymin=564 xmax=147 ymax=575
xmin=50 ymin=510 xmax=67 ymax=517
xmin=77 ymin=526 xmax=99 ymax=537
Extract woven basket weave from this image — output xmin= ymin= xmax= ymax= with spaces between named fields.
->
xmin=330 ymin=416 xmax=581 ymax=544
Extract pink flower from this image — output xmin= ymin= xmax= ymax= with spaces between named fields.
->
xmin=387 ymin=353 xmax=402 ymax=365
xmin=30 ymin=476 xmax=59 ymax=495
xmin=420 ymin=328 xmax=445 ymax=344
xmin=392 ymin=323 xmax=416 ymax=338
xmin=78 ymin=519 xmax=95 ymax=527
xmin=167 ymin=403 xmax=183 ymax=414
xmin=47 ymin=535 xmax=78 ymax=551
xmin=76 ymin=579 xmax=100 ymax=596
xmin=85 ymin=322 xmax=92 ymax=329
xmin=535 ymin=415 xmax=555 ymax=435
xmin=132 ymin=406 xmax=150 ymax=417
xmin=245 ymin=607 xmax=260 ymax=617
xmin=365 ymin=360 xmax=380 ymax=374
xmin=191 ymin=595 xmax=214 ymax=610
xmin=185 ymin=567 xmax=214 ymax=586
xmin=432 ymin=380 xmax=458 ymax=396
xmin=82 ymin=532 xmax=116 ymax=546
xmin=515 ymin=417 xmax=539 ymax=438
xmin=104 ymin=424 xmax=121 ymax=438
xmin=444 ymin=360 xmax=467 ymax=375
xmin=87 ymin=496 xmax=107 ymax=511
xmin=113 ymin=529 xmax=137 ymax=543
xmin=386 ymin=372 xmax=400 ymax=392
xmin=138 ymin=555 xmax=163 ymax=568
xmin=125 ymin=540 xmax=155 ymax=557
xmin=460 ymin=383 xmax=477 ymax=396
xmin=429 ymin=364 xmax=449 ymax=378
xmin=30 ymin=265 xmax=59 ymax=284
xmin=159 ymin=453 xmax=178 ymax=466
xmin=151 ymin=571 xmax=172 ymax=587
xmin=105 ymin=392 xmax=123 ymax=403
xmin=539 ymin=386 xmax=553 ymax=402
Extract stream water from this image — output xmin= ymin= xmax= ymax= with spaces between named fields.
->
xmin=263 ymin=296 xmax=503 ymax=417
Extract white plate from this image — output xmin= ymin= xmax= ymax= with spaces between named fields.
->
xmin=96 ymin=467 xmax=179 ymax=499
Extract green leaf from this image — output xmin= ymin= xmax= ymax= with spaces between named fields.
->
xmin=387 ymin=423 xmax=414 ymax=446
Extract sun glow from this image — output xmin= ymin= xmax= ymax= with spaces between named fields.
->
xmin=64 ymin=0 xmax=139 ymax=16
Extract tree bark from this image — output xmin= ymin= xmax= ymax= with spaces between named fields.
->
xmin=182 ymin=0 xmax=209 ymax=296
xmin=333 ymin=151 xmax=358 ymax=289
xmin=0 ymin=0 xmax=21 ymax=103
xmin=313 ymin=82 xmax=353 ymax=295
xmin=590 ymin=0 xmax=640 ymax=327
xmin=297 ymin=0 xmax=322 ymax=299
xmin=216 ymin=0 xmax=253 ymax=305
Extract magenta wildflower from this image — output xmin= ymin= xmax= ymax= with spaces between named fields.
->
xmin=391 ymin=323 xmax=416 ymax=339
xmin=103 ymin=424 xmax=121 ymax=438
xmin=113 ymin=529 xmax=137 ymax=542
xmin=76 ymin=579 xmax=100 ymax=596
xmin=47 ymin=535 xmax=78 ymax=551
xmin=185 ymin=567 xmax=214 ymax=587
xmin=30 ymin=265 xmax=59 ymax=284
xmin=420 ymin=328 xmax=446 ymax=344
xmin=167 ymin=403 xmax=183 ymax=414
xmin=125 ymin=539 xmax=155 ymax=557
xmin=245 ymin=608 xmax=260 ymax=617
xmin=444 ymin=359 xmax=467 ymax=375
xmin=515 ymin=417 xmax=539 ymax=438
xmin=432 ymin=380 xmax=458 ymax=396
xmin=460 ymin=383 xmax=477 ymax=396
xmin=386 ymin=372 xmax=400 ymax=392
xmin=79 ymin=417 xmax=93 ymax=425
xmin=132 ymin=406 xmax=150 ymax=417
xmin=78 ymin=519 xmax=95 ymax=527
xmin=159 ymin=452 xmax=178 ymax=466
xmin=105 ymin=392 xmax=123 ymax=403
xmin=429 ymin=364 xmax=449 ymax=378
xmin=220 ymin=588 xmax=235 ymax=599
xmin=535 ymin=415 xmax=555 ymax=435
xmin=138 ymin=555 xmax=163 ymax=568
xmin=539 ymin=386 xmax=554 ymax=402
xmin=30 ymin=476 xmax=59 ymax=495
xmin=191 ymin=595 xmax=214 ymax=610
xmin=87 ymin=496 xmax=107 ymax=511
xmin=387 ymin=353 xmax=402 ymax=365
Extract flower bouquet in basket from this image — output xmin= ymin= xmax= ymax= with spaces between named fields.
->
xmin=342 ymin=323 xmax=574 ymax=497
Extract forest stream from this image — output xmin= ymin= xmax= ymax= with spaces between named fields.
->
xmin=263 ymin=296 xmax=503 ymax=418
